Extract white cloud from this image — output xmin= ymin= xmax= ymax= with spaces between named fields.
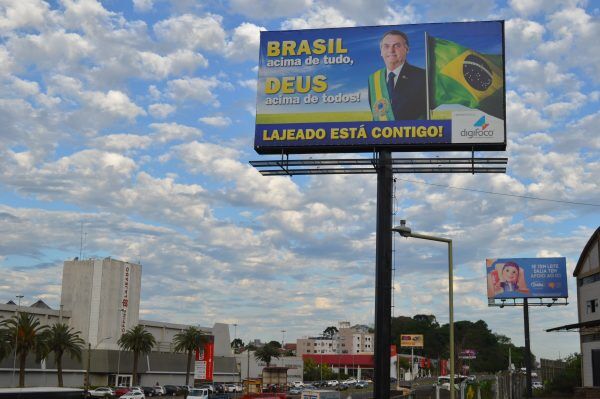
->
xmin=153 ymin=14 xmax=226 ymax=52
xmin=224 ymin=22 xmax=264 ymax=61
xmin=281 ymin=5 xmax=355 ymax=30
xmin=90 ymin=134 xmax=152 ymax=152
xmin=150 ymin=122 xmax=202 ymax=143
xmin=166 ymin=77 xmax=221 ymax=104
xmin=135 ymin=49 xmax=208 ymax=79
xmin=83 ymin=89 xmax=146 ymax=121
xmin=148 ymin=103 xmax=176 ymax=119
xmin=199 ymin=116 xmax=232 ymax=127
xmin=133 ymin=0 xmax=153 ymax=12
xmin=0 ymin=0 xmax=50 ymax=33
xmin=508 ymin=0 xmax=583 ymax=16
xmin=228 ymin=0 xmax=312 ymax=19
xmin=505 ymin=18 xmax=545 ymax=57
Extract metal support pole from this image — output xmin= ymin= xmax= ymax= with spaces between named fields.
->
xmin=448 ymin=240 xmax=455 ymax=399
xmin=374 ymin=150 xmax=393 ymax=399
xmin=523 ymin=298 xmax=532 ymax=398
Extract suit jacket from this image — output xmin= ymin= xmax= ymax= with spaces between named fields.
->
xmin=369 ymin=63 xmax=427 ymax=120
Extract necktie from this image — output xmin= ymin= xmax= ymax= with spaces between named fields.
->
xmin=387 ymin=71 xmax=395 ymax=97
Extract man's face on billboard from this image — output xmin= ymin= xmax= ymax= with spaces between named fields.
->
xmin=380 ymin=33 xmax=408 ymax=70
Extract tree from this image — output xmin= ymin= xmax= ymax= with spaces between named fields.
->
xmin=323 ymin=326 xmax=338 ymax=338
xmin=118 ymin=325 xmax=156 ymax=386
xmin=42 ymin=323 xmax=84 ymax=387
xmin=173 ymin=327 xmax=208 ymax=387
xmin=254 ymin=343 xmax=280 ymax=367
xmin=1 ymin=312 xmax=48 ymax=387
xmin=267 ymin=340 xmax=282 ymax=349
xmin=231 ymin=338 xmax=244 ymax=351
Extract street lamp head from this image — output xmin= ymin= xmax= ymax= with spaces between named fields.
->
xmin=392 ymin=219 xmax=412 ymax=237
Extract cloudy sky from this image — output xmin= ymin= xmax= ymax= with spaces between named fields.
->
xmin=1 ymin=0 xmax=599 ymax=361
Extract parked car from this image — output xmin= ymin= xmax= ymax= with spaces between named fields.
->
xmin=163 ymin=385 xmax=180 ymax=396
xmin=343 ymin=378 xmax=357 ymax=386
xmin=355 ymin=380 xmax=369 ymax=388
xmin=327 ymin=380 xmax=339 ymax=387
xmin=141 ymin=387 xmax=159 ymax=397
xmin=153 ymin=385 xmax=166 ymax=396
xmin=120 ymin=392 xmax=143 ymax=399
xmin=119 ymin=390 xmax=145 ymax=399
xmin=532 ymin=381 xmax=543 ymax=390
xmin=115 ymin=386 xmax=131 ymax=397
xmin=289 ymin=386 xmax=304 ymax=394
xmin=198 ymin=383 xmax=214 ymax=393
xmin=187 ymin=388 xmax=209 ymax=399
xmin=336 ymin=383 xmax=349 ymax=391
xmin=291 ymin=381 xmax=304 ymax=388
xmin=88 ymin=387 xmax=115 ymax=398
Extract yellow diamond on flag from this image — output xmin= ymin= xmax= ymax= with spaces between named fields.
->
xmin=440 ymin=50 xmax=503 ymax=103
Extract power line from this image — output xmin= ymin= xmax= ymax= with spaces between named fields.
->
xmin=395 ymin=178 xmax=600 ymax=207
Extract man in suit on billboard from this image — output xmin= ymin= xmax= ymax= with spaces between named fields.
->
xmin=368 ymin=30 xmax=427 ymax=121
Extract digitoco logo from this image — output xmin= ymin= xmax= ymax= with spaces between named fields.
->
xmin=461 ymin=115 xmax=494 ymax=138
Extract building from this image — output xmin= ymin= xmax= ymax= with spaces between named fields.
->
xmin=575 ymin=227 xmax=600 ymax=387
xmin=548 ymin=227 xmax=600 ymax=389
xmin=234 ymin=350 xmax=303 ymax=384
xmin=0 ymin=257 xmax=237 ymax=387
xmin=296 ymin=321 xmax=374 ymax=356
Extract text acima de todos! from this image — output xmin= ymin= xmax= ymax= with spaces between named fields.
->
xmin=264 ymin=38 xmax=358 ymax=104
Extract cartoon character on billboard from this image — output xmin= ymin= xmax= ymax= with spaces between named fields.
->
xmin=487 ymin=260 xmax=530 ymax=297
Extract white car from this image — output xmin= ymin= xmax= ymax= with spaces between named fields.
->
xmin=292 ymin=381 xmax=304 ymax=388
xmin=119 ymin=390 xmax=145 ymax=399
xmin=532 ymin=381 xmax=543 ymax=390
xmin=88 ymin=387 xmax=115 ymax=397
xmin=187 ymin=388 xmax=210 ymax=399
xmin=327 ymin=380 xmax=339 ymax=387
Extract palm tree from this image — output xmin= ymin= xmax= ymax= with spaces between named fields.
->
xmin=173 ymin=327 xmax=208 ymax=386
xmin=118 ymin=325 xmax=156 ymax=386
xmin=42 ymin=323 xmax=85 ymax=387
xmin=254 ymin=343 xmax=280 ymax=367
xmin=1 ymin=312 xmax=48 ymax=387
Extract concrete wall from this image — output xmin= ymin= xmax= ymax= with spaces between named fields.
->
xmin=0 ymin=304 xmax=71 ymax=328
xmin=61 ymin=258 xmax=141 ymax=349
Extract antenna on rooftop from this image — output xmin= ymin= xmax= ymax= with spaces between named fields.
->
xmin=79 ymin=222 xmax=83 ymax=259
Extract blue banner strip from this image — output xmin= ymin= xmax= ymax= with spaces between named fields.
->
xmin=255 ymin=120 xmax=452 ymax=149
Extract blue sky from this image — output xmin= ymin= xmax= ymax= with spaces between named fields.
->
xmin=0 ymin=0 xmax=599 ymax=362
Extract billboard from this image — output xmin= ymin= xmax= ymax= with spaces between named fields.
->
xmin=194 ymin=335 xmax=215 ymax=381
xmin=459 ymin=349 xmax=477 ymax=359
xmin=400 ymin=334 xmax=424 ymax=348
xmin=486 ymin=258 xmax=568 ymax=300
xmin=255 ymin=21 xmax=505 ymax=154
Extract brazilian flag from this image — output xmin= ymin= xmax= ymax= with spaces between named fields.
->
xmin=428 ymin=36 xmax=504 ymax=119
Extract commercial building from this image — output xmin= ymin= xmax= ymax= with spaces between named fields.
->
xmin=296 ymin=321 xmax=374 ymax=356
xmin=0 ymin=257 xmax=237 ymax=387
xmin=547 ymin=227 xmax=600 ymax=390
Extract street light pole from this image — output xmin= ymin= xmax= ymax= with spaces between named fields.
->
xmin=392 ymin=220 xmax=455 ymax=399
xmin=12 ymin=295 xmax=24 ymax=387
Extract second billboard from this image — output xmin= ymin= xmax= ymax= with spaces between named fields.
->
xmin=255 ymin=20 xmax=505 ymax=154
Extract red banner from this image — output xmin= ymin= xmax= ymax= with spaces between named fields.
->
xmin=440 ymin=359 xmax=448 ymax=376
xmin=194 ymin=335 xmax=215 ymax=381
xmin=390 ymin=344 xmax=397 ymax=357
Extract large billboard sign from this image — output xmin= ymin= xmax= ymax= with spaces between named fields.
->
xmin=255 ymin=21 xmax=505 ymax=154
xmin=400 ymin=334 xmax=424 ymax=348
xmin=486 ymin=258 xmax=568 ymax=300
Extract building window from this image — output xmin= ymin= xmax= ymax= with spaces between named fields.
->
xmin=587 ymin=299 xmax=599 ymax=314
